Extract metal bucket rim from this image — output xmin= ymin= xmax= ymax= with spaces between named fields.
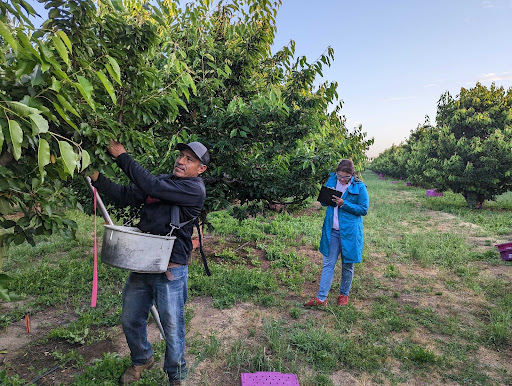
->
xmin=104 ymin=224 xmax=176 ymax=241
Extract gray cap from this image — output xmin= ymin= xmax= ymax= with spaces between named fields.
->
xmin=176 ymin=141 xmax=210 ymax=165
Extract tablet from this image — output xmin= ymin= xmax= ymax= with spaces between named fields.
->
xmin=317 ymin=186 xmax=342 ymax=206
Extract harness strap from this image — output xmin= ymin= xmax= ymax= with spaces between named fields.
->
xmin=195 ymin=219 xmax=211 ymax=276
xmin=169 ymin=205 xmax=196 ymax=233
xmin=170 ymin=206 xmax=211 ymax=276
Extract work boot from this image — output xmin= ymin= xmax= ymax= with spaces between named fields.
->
xmin=119 ymin=356 xmax=154 ymax=384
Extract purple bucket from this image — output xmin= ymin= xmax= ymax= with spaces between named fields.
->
xmin=426 ymin=189 xmax=443 ymax=197
xmin=496 ymin=243 xmax=512 ymax=261
xmin=241 ymin=372 xmax=300 ymax=386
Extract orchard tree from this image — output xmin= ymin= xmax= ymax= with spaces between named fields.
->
xmin=0 ymin=0 xmax=192 ymax=299
xmin=138 ymin=0 xmax=373 ymax=217
xmin=433 ymin=83 xmax=512 ymax=208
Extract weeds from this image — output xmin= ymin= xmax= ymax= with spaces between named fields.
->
xmin=0 ymin=370 xmax=26 ymax=386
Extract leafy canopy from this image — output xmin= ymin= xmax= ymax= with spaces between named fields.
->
xmin=0 ymin=0 xmax=372 ymax=274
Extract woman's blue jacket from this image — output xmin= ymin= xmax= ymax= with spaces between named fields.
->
xmin=319 ymin=172 xmax=369 ymax=263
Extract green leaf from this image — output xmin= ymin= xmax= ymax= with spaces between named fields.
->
xmin=49 ymin=59 xmax=69 ymax=80
xmin=0 ymin=199 xmax=11 ymax=215
xmin=30 ymin=66 xmax=44 ymax=86
xmin=8 ymin=120 xmax=23 ymax=160
xmin=181 ymin=84 xmax=190 ymax=102
xmin=48 ymin=7 xmax=61 ymax=19
xmin=16 ymin=30 xmax=39 ymax=57
xmin=51 ymin=101 xmax=78 ymax=131
xmin=0 ymin=287 xmax=11 ymax=301
xmin=80 ymin=149 xmax=91 ymax=172
xmin=105 ymin=55 xmax=121 ymax=85
xmin=56 ymin=30 xmax=72 ymax=53
xmin=29 ymin=113 xmax=49 ymax=135
xmin=187 ymin=73 xmax=197 ymax=95
xmin=5 ymin=101 xmax=39 ymax=117
xmin=96 ymin=70 xmax=116 ymax=104
xmin=75 ymin=76 xmax=95 ymax=111
xmin=77 ymin=76 xmax=93 ymax=97
xmin=110 ymin=0 xmax=125 ymax=12
xmin=38 ymin=138 xmax=50 ymax=177
xmin=43 ymin=203 xmax=52 ymax=216
xmin=38 ymin=41 xmax=54 ymax=61
xmin=0 ymin=20 xmax=18 ymax=54
xmin=52 ymin=35 xmax=69 ymax=66
xmin=50 ymin=77 xmax=61 ymax=92
xmin=58 ymin=140 xmax=77 ymax=177
xmin=57 ymin=94 xmax=80 ymax=117
xmin=0 ymin=273 xmax=13 ymax=286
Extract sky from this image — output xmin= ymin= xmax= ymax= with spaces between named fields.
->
xmin=271 ymin=0 xmax=512 ymax=157
xmin=25 ymin=0 xmax=512 ymax=158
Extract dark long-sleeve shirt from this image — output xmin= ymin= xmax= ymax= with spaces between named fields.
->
xmin=92 ymin=153 xmax=206 ymax=265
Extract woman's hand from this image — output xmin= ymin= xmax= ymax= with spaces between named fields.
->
xmin=332 ymin=195 xmax=344 ymax=207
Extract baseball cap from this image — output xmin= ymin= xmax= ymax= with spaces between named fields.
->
xmin=176 ymin=141 xmax=210 ymax=165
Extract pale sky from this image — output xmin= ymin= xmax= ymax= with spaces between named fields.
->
xmin=26 ymin=0 xmax=512 ymax=158
xmin=272 ymin=0 xmax=512 ymax=157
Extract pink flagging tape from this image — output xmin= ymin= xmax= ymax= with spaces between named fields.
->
xmin=91 ymin=188 xmax=98 ymax=307
xmin=241 ymin=372 xmax=300 ymax=385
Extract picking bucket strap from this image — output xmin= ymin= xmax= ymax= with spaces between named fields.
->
xmin=195 ymin=219 xmax=211 ymax=276
xmin=169 ymin=205 xmax=196 ymax=234
xmin=169 ymin=206 xmax=211 ymax=276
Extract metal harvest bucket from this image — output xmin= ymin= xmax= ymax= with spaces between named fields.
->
xmin=101 ymin=225 xmax=176 ymax=273
xmin=84 ymin=176 xmax=176 ymax=273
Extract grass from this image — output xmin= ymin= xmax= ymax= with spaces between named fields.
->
xmin=1 ymin=171 xmax=512 ymax=384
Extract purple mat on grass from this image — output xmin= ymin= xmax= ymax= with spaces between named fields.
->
xmin=241 ymin=372 xmax=300 ymax=385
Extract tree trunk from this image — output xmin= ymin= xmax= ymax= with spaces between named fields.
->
xmin=463 ymin=192 xmax=485 ymax=209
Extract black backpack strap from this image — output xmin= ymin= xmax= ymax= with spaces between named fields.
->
xmin=169 ymin=205 xmax=196 ymax=234
xmin=195 ymin=219 xmax=211 ymax=276
xmin=170 ymin=206 xmax=211 ymax=276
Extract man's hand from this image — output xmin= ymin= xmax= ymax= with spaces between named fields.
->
xmin=107 ymin=140 xmax=126 ymax=158
xmin=89 ymin=171 xmax=100 ymax=181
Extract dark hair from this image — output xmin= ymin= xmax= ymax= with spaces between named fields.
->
xmin=336 ymin=159 xmax=355 ymax=176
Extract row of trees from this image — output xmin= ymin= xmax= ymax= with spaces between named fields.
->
xmin=0 ymin=0 xmax=372 ymax=297
xmin=370 ymin=83 xmax=512 ymax=209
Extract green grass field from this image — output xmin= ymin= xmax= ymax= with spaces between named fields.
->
xmin=1 ymin=171 xmax=511 ymax=385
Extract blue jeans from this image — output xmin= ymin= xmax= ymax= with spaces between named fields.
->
xmin=121 ymin=265 xmax=188 ymax=381
xmin=317 ymin=229 xmax=354 ymax=301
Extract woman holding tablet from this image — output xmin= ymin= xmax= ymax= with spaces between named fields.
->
xmin=304 ymin=159 xmax=369 ymax=307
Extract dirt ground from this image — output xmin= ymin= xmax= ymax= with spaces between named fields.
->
xmin=1 ymin=197 xmax=512 ymax=385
